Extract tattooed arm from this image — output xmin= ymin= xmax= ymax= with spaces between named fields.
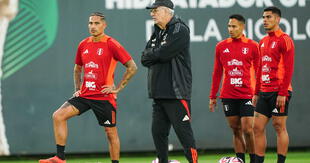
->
xmin=74 ymin=64 xmax=83 ymax=93
xmin=101 ymin=59 xmax=137 ymax=94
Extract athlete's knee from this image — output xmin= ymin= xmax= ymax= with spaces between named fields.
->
xmin=253 ymin=123 xmax=264 ymax=134
xmin=52 ymin=109 xmax=67 ymax=122
xmin=105 ymin=127 xmax=119 ymax=141
xmin=272 ymin=120 xmax=286 ymax=133
xmin=53 ymin=103 xmax=77 ymax=122
xmin=105 ymin=127 xmax=117 ymax=135
xmin=230 ymin=123 xmax=242 ymax=135
xmin=242 ymin=126 xmax=254 ymax=136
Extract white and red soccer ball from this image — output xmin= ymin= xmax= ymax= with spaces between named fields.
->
xmin=219 ymin=157 xmax=244 ymax=163
xmin=152 ymin=158 xmax=180 ymax=163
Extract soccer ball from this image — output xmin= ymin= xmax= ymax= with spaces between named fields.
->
xmin=152 ymin=158 xmax=180 ymax=163
xmin=218 ymin=157 xmax=244 ymax=163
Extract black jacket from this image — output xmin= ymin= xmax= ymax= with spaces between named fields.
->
xmin=141 ymin=16 xmax=192 ymax=100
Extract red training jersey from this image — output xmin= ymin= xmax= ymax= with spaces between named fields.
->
xmin=255 ymin=29 xmax=294 ymax=96
xmin=75 ymin=35 xmax=132 ymax=107
xmin=209 ymin=35 xmax=260 ymax=99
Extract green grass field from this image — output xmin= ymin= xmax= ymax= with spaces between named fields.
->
xmin=0 ymin=151 xmax=309 ymax=163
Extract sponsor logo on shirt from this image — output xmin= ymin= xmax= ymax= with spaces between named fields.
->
xmin=97 ymin=48 xmax=103 ymax=55
xmin=85 ymin=70 xmax=97 ymax=79
xmin=262 ymin=55 xmax=272 ymax=62
xmin=261 ymin=43 xmax=264 ymax=48
xmin=85 ymin=81 xmax=96 ymax=90
xmin=242 ymin=47 xmax=249 ymax=54
xmin=85 ymin=61 xmax=99 ymax=69
xmin=262 ymin=74 xmax=270 ymax=83
xmin=83 ymin=49 xmax=89 ymax=54
xmin=223 ymin=48 xmax=230 ymax=53
xmin=262 ymin=64 xmax=271 ymax=73
xmin=228 ymin=59 xmax=243 ymax=66
xmin=230 ymin=78 xmax=243 ymax=86
xmin=228 ymin=67 xmax=243 ymax=76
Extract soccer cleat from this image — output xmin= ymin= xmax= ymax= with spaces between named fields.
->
xmin=152 ymin=158 xmax=180 ymax=163
xmin=39 ymin=156 xmax=66 ymax=163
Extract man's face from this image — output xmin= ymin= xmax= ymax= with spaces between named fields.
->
xmin=150 ymin=6 xmax=168 ymax=26
xmin=88 ymin=16 xmax=106 ymax=36
xmin=263 ymin=11 xmax=280 ymax=31
xmin=228 ymin=18 xmax=244 ymax=39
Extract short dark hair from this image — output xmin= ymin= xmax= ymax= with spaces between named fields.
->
xmin=229 ymin=14 xmax=245 ymax=24
xmin=264 ymin=6 xmax=281 ymax=17
xmin=90 ymin=12 xmax=105 ymax=21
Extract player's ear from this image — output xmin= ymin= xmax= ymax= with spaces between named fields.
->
xmin=276 ymin=15 xmax=281 ymax=23
xmin=102 ymin=20 xmax=107 ymax=29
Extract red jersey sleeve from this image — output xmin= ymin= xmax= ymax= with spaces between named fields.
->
xmin=75 ymin=40 xmax=85 ymax=66
xmin=107 ymin=38 xmax=132 ymax=64
xmin=278 ymin=35 xmax=294 ymax=96
xmin=209 ymin=44 xmax=223 ymax=99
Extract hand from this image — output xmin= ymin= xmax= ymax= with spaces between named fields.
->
xmin=141 ymin=49 xmax=156 ymax=67
xmin=73 ymin=90 xmax=81 ymax=97
xmin=142 ymin=48 xmax=153 ymax=55
xmin=276 ymin=95 xmax=286 ymax=113
xmin=252 ymin=95 xmax=259 ymax=107
xmin=101 ymin=85 xmax=119 ymax=94
xmin=209 ymin=99 xmax=217 ymax=112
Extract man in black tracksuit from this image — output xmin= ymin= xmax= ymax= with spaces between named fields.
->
xmin=142 ymin=0 xmax=198 ymax=163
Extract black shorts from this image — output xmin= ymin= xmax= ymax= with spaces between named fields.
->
xmin=255 ymin=91 xmax=292 ymax=118
xmin=221 ymin=99 xmax=254 ymax=117
xmin=67 ymin=97 xmax=116 ymax=127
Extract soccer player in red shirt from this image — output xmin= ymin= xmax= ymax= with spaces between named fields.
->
xmin=252 ymin=7 xmax=294 ymax=163
xmin=39 ymin=12 xmax=137 ymax=163
xmin=209 ymin=14 xmax=259 ymax=163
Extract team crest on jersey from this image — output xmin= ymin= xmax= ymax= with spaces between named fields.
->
xmin=271 ymin=41 xmax=277 ymax=48
xmin=97 ymin=48 xmax=103 ymax=55
xmin=242 ymin=47 xmax=249 ymax=54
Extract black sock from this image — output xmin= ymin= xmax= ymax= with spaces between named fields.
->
xmin=255 ymin=154 xmax=264 ymax=163
xmin=236 ymin=153 xmax=245 ymax=163
xmin=249 ymin=154 xmax=255 ymax=163
xmin=56 ymin=144 xmax=65 ymax=160
xmin=111 ymin=160 xmax=119 ymax=163
xmin=277 ymin=154 xmax=286 ymax=163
